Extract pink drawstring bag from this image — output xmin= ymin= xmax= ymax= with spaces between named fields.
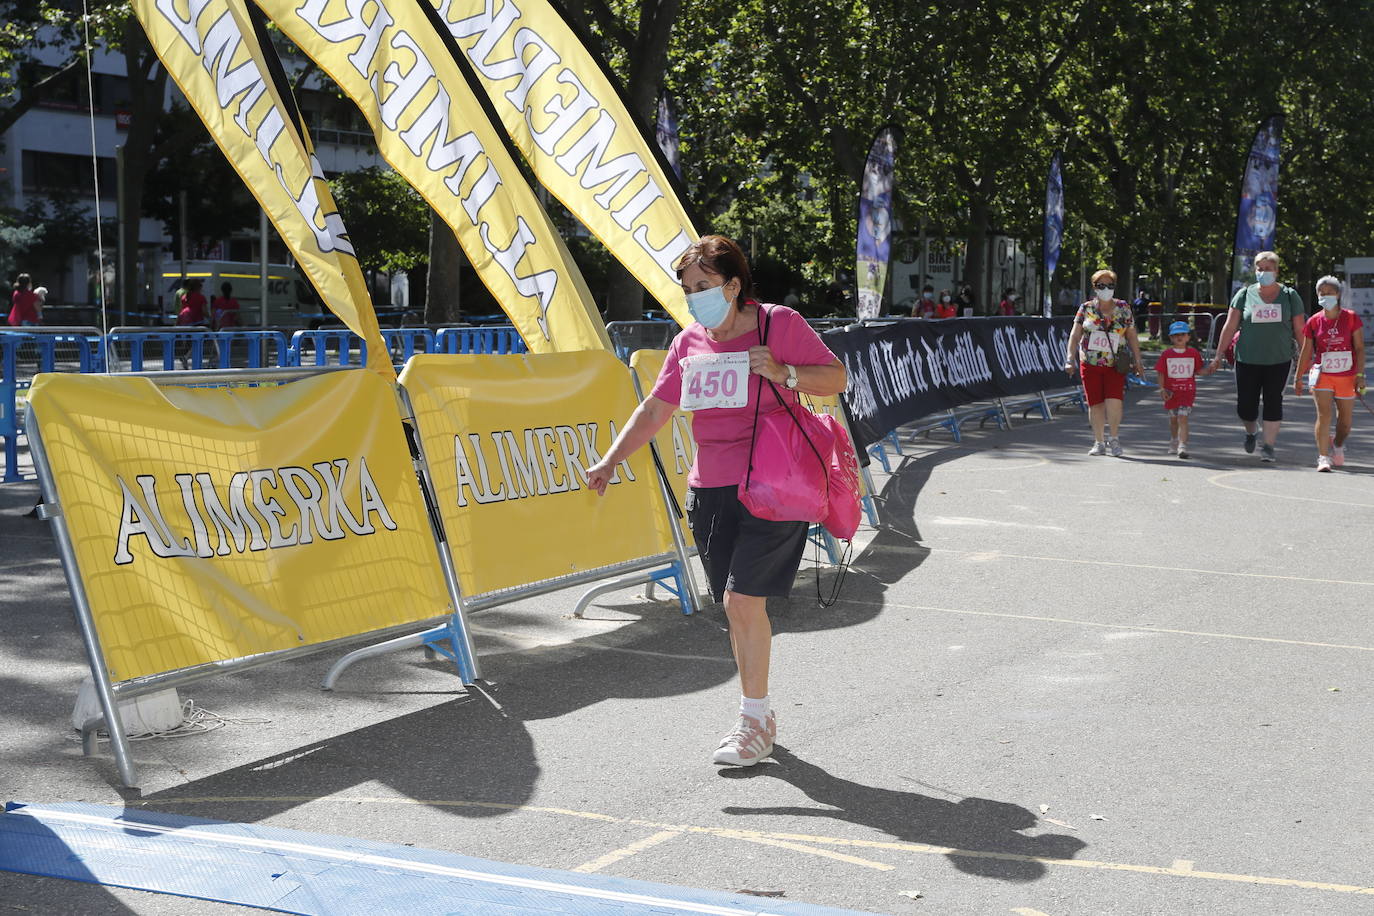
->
xmin=737 ymin=307 xmax=862 ymax=540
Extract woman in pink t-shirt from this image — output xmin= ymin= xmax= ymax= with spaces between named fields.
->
xmin=1294 ymin=275 xmax=1366 ymax=471
xmin=586 ymin=235 xmax=847 ymax=768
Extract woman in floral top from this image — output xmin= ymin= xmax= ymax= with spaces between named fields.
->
xmin=1064 ymin=268 xmax=1145 ymax=456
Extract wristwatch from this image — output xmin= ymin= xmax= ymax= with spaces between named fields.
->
xmin=784 ymin=364 xmax=798 ymax=389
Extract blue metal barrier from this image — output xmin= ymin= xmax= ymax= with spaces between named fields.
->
xmin=0 ymin=334 xmax=29 ymax=482
xmin=207 ymin=331 xmax=292 ymax=369
xmin=289 ymin=329 xmax=367 ymax=367
xmin=0 ymin=330 xmax=106 ymax=481
xmin=109 ymin=329 xmax=211 ymax=371
xmin=381 ymin=328 xmax=437 ymax=363
xmin=436 ymin=326 xmax=527 ymax=355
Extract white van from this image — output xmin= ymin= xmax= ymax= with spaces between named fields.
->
xmin=160 ymin=261 xmax=321 ymax=328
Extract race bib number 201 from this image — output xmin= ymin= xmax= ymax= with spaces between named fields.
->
xmin=680 ymin=352 xmax=750 ymax=411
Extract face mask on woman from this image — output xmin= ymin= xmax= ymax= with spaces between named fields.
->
xmin=1318 ymin=294 xmax=1339 ymax=311
xmin=686 ymin=284 xmax=732 ymax=328
xmin=1095 ymin=286 xmax=1115 ymax=302
xmin=1256 ymin=270 xmax=1276 ymax=286
xmin=941 ymin=295 xmax=951 ymax=303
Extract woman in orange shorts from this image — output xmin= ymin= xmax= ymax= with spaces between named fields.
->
xmin=1294 ymin=275 xmax=1366 ymax=472
xmin=1063 ymin=269 xmax=1145 ymax=456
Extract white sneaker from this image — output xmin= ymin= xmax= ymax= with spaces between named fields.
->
xmin=1088 ymin=441 xmax=1106 ymax=456
xmin=1333 ymin=445 xmax=1345 ymax=467
xmin=713 ymin=712 xmax=775 ymax=766
xmin=1317 ymin=455 xmax=1333 ymax=472
xmin=1107 ymin=437 xmax=1124 ymax=457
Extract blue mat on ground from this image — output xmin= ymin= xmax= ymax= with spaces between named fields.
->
xmin=0 ymin=802 xmax=876 ymax=915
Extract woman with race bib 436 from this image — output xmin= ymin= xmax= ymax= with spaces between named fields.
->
xmin=585 ymin=235 xmax=847 ymax=767
xmin=1294 ymin=275 xmax=1366 ymax=471
xmin=1209 ymin=251 xmax=1305 ymax=462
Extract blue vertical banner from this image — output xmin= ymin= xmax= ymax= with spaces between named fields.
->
xmin=1042 ymin=151 xmax=1064 ymax=317
xmin=656 ymin=90 xmax=682 ymax=179
xmin=856 ymin=126 xmax=899 ymax=320
xmin=1231 ymin=115 xmax=1283 ymax=291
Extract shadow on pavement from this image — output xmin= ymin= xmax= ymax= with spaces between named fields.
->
xmin=718 ymin=746 xmax=1086 ymax=883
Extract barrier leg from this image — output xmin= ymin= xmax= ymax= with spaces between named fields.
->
xmin=321 ymin=626 xmax=444 ymax=691
xmin=572 ymin=563 xmax=689 ymax=618
xmin=28 ymin=415 xmax=139 ymax=789
xmin=860 ymin=464 xmax=881 ymax=527
xmin=808 ymin=524 xmax=840 ymax=564
xmin=866 ymin=441 xmax=892 ymax=473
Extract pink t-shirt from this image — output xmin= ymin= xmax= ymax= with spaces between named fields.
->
xmin=8 ymin=289 xmax=39 ymax=326
xmin=1305 ymin=309 xmax=1363 ymax=376
xmin=650 ymin=303 xmax=839 ymax=488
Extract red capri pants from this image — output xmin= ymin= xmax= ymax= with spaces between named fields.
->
xmin=1080 ymin=361 xmax=1126 ymax=406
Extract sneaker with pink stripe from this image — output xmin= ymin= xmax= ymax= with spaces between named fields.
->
xmin=712 ymin=712 xmax=775 ymax=766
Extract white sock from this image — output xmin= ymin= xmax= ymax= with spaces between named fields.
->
xmin=740 ymin=695 xmax=770 ymax=722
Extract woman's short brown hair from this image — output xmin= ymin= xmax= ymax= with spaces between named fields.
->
xmin=673 ymin=235 xmax=753 ymax=306
xmin=1091 ymin=269 xmax=1117 ymax=286
xmin=1254 ymin=250 xmax=1279 ymax=269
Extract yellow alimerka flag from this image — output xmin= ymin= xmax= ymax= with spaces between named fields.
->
xmin=29 ymin=371 xmax=450 ymax=683
xmin=400 ymin=351 xmax=670 ymax=596
xmin=425 ymin=0 xmax=697 ymax=328
xmin=133 ymin=0 xmax=392 ymax=378
xmin=427 ymin=0 xmax=697 ymax=326
xmin=258 ymin=0 xmax=611 ymax=353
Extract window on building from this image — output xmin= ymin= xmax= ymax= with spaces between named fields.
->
xmin=22 ymin=150 xmax=117 ymax=199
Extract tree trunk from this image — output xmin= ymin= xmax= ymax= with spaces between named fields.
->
xmin=117 ymin=23 xmax=166 ymax=318
xmin=965 ymin=195 xmax=991 ymax=314
xmin=424 ymin=211 xmax=463 ymax=324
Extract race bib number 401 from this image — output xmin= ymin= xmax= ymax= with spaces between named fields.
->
xmin=680 ymin=352 xmax=750 ymax=411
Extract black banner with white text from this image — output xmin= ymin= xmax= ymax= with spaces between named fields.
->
xmin=823 ymin=317 xmax=1076 ymax=451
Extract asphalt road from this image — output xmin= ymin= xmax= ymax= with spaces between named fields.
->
xmin=1 ymin=373 xmax=1371 ymax=915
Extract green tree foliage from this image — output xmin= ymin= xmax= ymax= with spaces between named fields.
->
xmin=327 ymin=167 xmax=429 ymax=277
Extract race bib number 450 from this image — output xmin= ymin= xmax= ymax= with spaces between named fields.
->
xmin=680 ymin=352 xmax=750 ymax=411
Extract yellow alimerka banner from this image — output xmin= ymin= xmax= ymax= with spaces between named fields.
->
xmin=29 ymin=371 xmax=449 ymax=682
xmin=400 ymin=351 xmax=670 ymax=596
xmin=629 ymin=348 xmax=695 ymax=548
xmin=428 ymin=0 xmax=697 ymax=325
xmin=259 ymin=0 xmax=611 ymax=354
xmin=134 ymin=0 xmax=392 ymax=378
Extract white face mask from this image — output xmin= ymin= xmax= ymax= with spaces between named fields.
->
xmin=1095 ymin=286 xmax=1115 ymax=301
xmin=1256 ymin=270 xmax=1276 ymax=286
xmin=941 ymin=295 xmax=951 ymax=303
xmin=685 ymin=284 xmax=732 ymax=328
xmin=1318 ymin=294 xmax=1339 ymax=310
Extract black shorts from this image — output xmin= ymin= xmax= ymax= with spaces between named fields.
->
xmin=686 ymin=485 xmax=810 ymax=603
xmin=1235 ymin=360 xmax=1290 ymax=422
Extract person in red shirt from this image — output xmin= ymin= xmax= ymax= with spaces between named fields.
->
xmin=912 ymin=285 xmax=937 ymax=318
xmin=211 ymin=281 xmax=240 ymax=330
xmin=8 ymin=273 xmax=41 ymax=326
xmin=934 ymin=289 xmax=957 ymax=318
xmin=1294 ymin=276 xmax=1366 ymax=471
xmin=176 ymin=278 xmax=208 ymax=326
xmin=997 ymin=288 xmax=1018 ymax=316
xmin=1153 ymin=321 xmax=1213 ymax=458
